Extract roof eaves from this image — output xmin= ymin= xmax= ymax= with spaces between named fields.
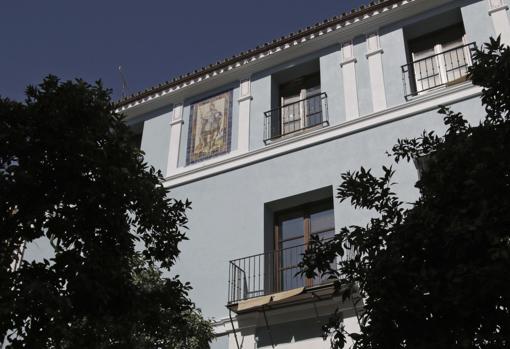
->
xmin=116 ymin=0 xmax=403 ymax=109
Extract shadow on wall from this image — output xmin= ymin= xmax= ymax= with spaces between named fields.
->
xmin=255 ymin=315 xmax=329 ymax=348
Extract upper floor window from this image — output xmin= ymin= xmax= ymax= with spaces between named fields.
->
xmin=264 ymin=60 xmax=328 ymax=144
xmin=402 ymin=11 xmax=474 ymax=99
xmin=279 ymin=73 xmax=322 ymax=136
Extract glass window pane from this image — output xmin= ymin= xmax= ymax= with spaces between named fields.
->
xmin=310 ymin=208 xmax=334 ymax=233
xmin=280 ymin=242 xmax=304 ymax=268
xmin=306 ymin=85 xmax=321 ymax=97
xmin=281 ymin=238 xmax=304 ymax=250
xmin=282 ymin=267 xmax=304 ymax=291
xmin=305 ymin=94 xmax=322 ymax=127
xmin=280 ymin=216 xmax=304 ymax=240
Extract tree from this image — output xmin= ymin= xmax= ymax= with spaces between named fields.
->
xmin=0 ymin=76 xmax=212 ymax=348
xmin=300 ymin=37 xmax=510 ymax=349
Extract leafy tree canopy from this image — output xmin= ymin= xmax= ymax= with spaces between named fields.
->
xmin=300 ymin=37 xmax=510 ymax=348
xmin=0 ymin=76 xmax=212 ymax=348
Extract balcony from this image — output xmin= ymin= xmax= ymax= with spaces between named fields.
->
xmin=402 ymin=42 xmax=475 ymax=99
xmin=227 ymin=241 xmax=341 ymax=306
xmin=263 ymin=92 xmax=329 ymax=144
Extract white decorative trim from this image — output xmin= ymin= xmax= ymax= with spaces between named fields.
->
xmin=342 ymin=61 xmax=360 ymax=120
xmin=488 ymin=0 xmax=506 ymax=9
xmin=488 ymin=5 xmax=509 ymax=14
xmin=488 ymin=0 xmax=510 ymax=45
xmin=171 ymin=103 xmax=183 ymax=122
xmin=365 ymin=47 xmax=384 ymax=58
xmin=166 ymin=104 xmax=184 ymax=176
xmin=340 ymin=56 xmax=357 ymax=67
xmin=237 ymin=95 xmax=253 ymax=103
xmin=163 ymin=83 xmax=481 ymax=188
xmin=342 ymin=40 xmax=354 ymax=60
xmin=366 ymin=31 xmax=381 ymax=52
xmin=366 ymin=32 xmax=387 ymax=111
xmin=170 ymin=119 xmax=184 ymax=126
xmin=116 ymin=0 xmax=418 ymax=114
xmin=237 ymin=79 xmax=251 ymax=153
xmin=239 ymin=78 xmax=251 ymax=97
xmin=340 ymin=40 xmax=360 ymax=120
xmin=340 ymin=40 xmax=357 ymax=66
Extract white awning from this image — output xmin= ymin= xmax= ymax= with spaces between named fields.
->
xmin=235 ymin=287 xmax=305 ymax=312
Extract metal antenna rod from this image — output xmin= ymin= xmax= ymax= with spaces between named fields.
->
xmin=118 ymin=65 xmax=130 ymax=98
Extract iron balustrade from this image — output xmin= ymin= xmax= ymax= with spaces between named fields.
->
xmin=227 ymin=240 xmax=343 ymax=304
xmin=402 ymin=42 xmax=475 ymax=99
xmin=263 ymin=92 xmax=328 ymax=143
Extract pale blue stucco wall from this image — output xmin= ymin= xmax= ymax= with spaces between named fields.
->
xmin=140 ymin=106 xmax=172 ymax=174
xmin=249 ymin=72 xmax=272 ymax=150
xmin=380 ymin=26 xmax=407 ymax=107
xmin=461 ymin=0 xmax=496 ymax=46
xmin=134 ymin=0 xmax=497 ymax=326
xmin=319 ymin=45 xmax=344 ymax=125
xmin=168 ymin=95 xmax=485 ymax=321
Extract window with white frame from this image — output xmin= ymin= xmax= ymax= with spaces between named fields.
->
xmin=264 ymin=59 xmax=328 ymax=143
xmin=406 ymin=24 xmax=472 ymax=96
xmin=279 ymin=72 xmax=321 ymax=135
xmin=402 ymin=8 xmax=476 ymax=99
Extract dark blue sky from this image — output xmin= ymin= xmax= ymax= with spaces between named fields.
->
xmin=1 ymin=0 xmax=365 ymax=102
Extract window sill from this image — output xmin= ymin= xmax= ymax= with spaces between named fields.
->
xmin=264 ymin=122 xmax=329 ymax=145
xmin=405 ymin=77 xmax=471 ymax=102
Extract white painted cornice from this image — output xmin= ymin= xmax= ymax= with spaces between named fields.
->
xmin=117 ymin=0 xmax=458 ymax=118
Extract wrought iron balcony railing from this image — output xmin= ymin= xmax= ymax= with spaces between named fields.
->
xmin=227 ymin=241 xmax=341 ymax=305
xmin=402 ymin=42 xmax=475 ymax=99
xmin=263 ymin=92 xmax=328 ymax=143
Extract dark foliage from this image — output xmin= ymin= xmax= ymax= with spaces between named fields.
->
xmin=0 ymin=76 xmax=212 ymax=348
xmin=300 ymin=37 xmax=510 ymax=348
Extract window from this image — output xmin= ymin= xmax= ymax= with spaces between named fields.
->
xmin=409 ymin=24 xmax=470 ymax=92
xmin=264 ymin=60 xmax=328 ymax=143
xmin=402 ymin=9 xmax=475 ymax=99
xmin=279 ymin=73 xmax=322 ymax=135
xmin=274 ymin=200 xmax=335 ymax=292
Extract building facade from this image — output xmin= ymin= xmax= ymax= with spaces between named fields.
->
xmin=116 ymin=0 xmax=510 ymax=348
